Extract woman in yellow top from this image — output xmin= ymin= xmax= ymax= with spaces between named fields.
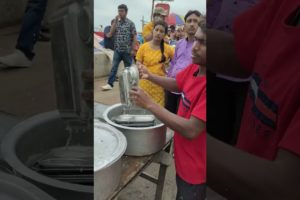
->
xmin=136 ymin=21 xmax=174 ymax=106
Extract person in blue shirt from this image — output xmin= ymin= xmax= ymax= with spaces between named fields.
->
xmin=103 ymin=19 xmax=115 ymax=50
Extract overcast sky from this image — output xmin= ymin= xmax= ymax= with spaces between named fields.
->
xmin=94 ymin=0 xmax=206 ymax=32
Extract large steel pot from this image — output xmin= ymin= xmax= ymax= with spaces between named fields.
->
xmin=103 ymin=103 xmax=166 ymax=156
xmin=1 ymin=111 xmax=93 ymax=200
xmin=0 ymin=171 xmax=55 ymax=200
xmin=94 ymin=120 xmax=126 ymax=200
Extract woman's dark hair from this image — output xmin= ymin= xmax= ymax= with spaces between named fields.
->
xmin=184 ymin=10 xmax=201 ymax=22
xmin=118 ymin=4 xmax=128 ymax=12
xmin=153 ymin=20 xmax=168 ymax=63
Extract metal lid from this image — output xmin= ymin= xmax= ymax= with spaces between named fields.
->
xmin=94 ymin=119 xmax=127 ymax=171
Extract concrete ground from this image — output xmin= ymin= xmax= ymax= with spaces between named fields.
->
xmin=0 ymin=24 xmax=57 ymax=154
xmin=0 ymin=25 xmax=57 ymax=119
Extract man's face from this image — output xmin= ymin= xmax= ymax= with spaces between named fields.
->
xmin=184 ymin=13 xmax=200 ymax=36
xmin=153 ymin=14 xmax=165 ymax=23
xmin=118 ymin=8 xmax=127 ymax=19
xmin=176 ymin=28 xmax=185 ymax=39
xmin=192 ymin=27 xmax=206 ymax=66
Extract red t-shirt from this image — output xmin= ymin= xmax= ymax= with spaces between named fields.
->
xmin=233 ymin=0 xmax=300 ymax=160
xmin=175 ymin=64 xmax=206 ymax=184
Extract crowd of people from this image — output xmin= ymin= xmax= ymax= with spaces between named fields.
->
xmin=99 ymin=1 xmax=300 ymax=199
xmin=2 ymin=0 xmax=298 ymax=199
xmin=100 ymin=4 xmax=207 ymax=200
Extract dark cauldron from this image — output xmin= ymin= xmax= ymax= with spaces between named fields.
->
xmin=0 ymin=171 xmax=55 ymax=200
xmin=1 ymin=111 xmax=93 ymax=200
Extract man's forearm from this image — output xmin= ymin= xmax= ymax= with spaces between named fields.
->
xmin=148 ymin=74 xmax=179 ymax=92
xmin=207 ymin=134 xmax=300 ymax=200
xmin=131 ymin=34 xmax=137 ymax=51
xmin=107 ymin=23 xmax=117 ymax=38
xmin=207 ymin=29 xmax=250 ymax=78
xmin=148 ymin=103 xmax=205 ymax=139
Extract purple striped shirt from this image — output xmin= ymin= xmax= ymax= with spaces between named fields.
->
xmin=167 ymin=38 xmax=194 ymax=78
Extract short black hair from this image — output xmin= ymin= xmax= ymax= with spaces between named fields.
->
xmin=118 ymin=4 xmax=128 ymax=12
xmin=184 ymin=10 xmax=201 ymax=22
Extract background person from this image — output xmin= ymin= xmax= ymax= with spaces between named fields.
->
xmin=142 ymin=7 xmax=168 ymax=43
xmin=131 ymin=24 xmax=207 ymax=200
xmin=102 ymin=4 xmax=137 ymax=91
xmin=136 ymin=21 xmax=174 ymax=106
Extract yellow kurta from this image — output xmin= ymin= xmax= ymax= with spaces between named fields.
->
xmin=136 ymin=42 xmax=174 ymax=106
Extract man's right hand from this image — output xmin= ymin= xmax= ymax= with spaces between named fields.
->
xmin=138 ymin=64 xmax=151 ymax=80
xmin=130 ymin=86 xmax=154 ymax=110
xmin=115 ymin=15 xmax=120 ymax=22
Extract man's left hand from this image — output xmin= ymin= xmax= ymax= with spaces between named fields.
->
xmin=130 ymin=86 xmax=153 ymax=109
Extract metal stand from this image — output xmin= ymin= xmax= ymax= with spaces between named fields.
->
xmin=107 ymin=134 xmax=174 ymax=200
xmin=140 ymin=139 xmax=173 ymax=200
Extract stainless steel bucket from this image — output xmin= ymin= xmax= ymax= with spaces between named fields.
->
xmin=103 ymin=104 xmax=166 ymax=156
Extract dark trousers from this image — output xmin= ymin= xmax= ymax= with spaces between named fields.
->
xmin=207 ymin=71 xmax=249 ymax=145
xmin=16 ymin=0 xmax=48 ymax=60
xmin=165 ymin=91 xmax=181 ymax=114
xmin=176 ymin=175 xmax=206 ymax=200
xmin=107 ymin=51 xmax=132 ymax=87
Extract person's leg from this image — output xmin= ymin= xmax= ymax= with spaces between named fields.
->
xmin=16 ymin=0 xmax=48 ymax=60
xmin=106 ymin=51 xmax=122 ymax=87
xmin=0 ymin=0 xmax=47 ymax=68
xmin=121 ymin=52 xmax=133 ymax=67
xmin=112 ymin=51 xmax=132 ymax=83
xmin=176 ymin=175 xmax=206 ymax=200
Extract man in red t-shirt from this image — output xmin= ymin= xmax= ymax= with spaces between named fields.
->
xmin=207 ymin=0 xmax=300 ymax=199
xmin=130 ymin=23 xmax=207 ymax=200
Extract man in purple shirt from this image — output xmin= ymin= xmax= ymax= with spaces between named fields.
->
xmin=166 ymin=10 xmax=203 ymax=114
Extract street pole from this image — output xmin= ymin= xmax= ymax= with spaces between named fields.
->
xmin=151 ymin=0 xmax=154 ymax=20
xmin=141 ymin=16 xmax=145 ymax=28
